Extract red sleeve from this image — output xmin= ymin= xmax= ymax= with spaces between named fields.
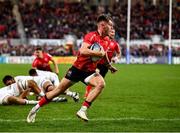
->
xmin=83 ymin=32 xmax=96 ymax=46
xmin=47 ymin=53 xmax=52 ymax=60
xmin=44 ymin=53 xmax=52 ymax=61
xmin=32 ymin=59 xmax=37 ymax=67
xmin=115 ymin=41 xmax=120 ymax=54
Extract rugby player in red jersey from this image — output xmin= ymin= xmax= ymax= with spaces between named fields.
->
xmin=26 ymin=14 xmax=112 ymax=123
xmin=32 ymin=47 xmax=59 ymax=75
xmin=84 ymin=20 xmax=121 ymax=98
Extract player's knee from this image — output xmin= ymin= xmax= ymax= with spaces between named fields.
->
xmin=59 ymin=83 xmax=67 ymax=91
xmin=97 ymin=80 xmax=105 ymax=90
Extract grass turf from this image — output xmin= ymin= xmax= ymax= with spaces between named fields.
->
xmin=0 ymin=64 xmax=180 ymax=132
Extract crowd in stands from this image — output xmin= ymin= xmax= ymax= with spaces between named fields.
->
xmin=121 ymin=44 xmax=165 ymax=57
xmin=0 ymin=1 xmax=18 ymax=38
xmin=121 ymin=44 xmax=180 ymax=57
xmin=0 ymin=0 xmax=180 ymax=57
xmin=0 ymin=0 xmax=180 ymax=39
xmin=0 ymin=43 xmax=73 ymax=56
xmin=1 ymin=42 xmax=180 ymax=57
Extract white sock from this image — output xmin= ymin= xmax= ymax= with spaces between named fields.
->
xmin=39 ymin=91 xmax=45 ymax=97
xmin=25 ymin=100 xmax=39 ymax=105
xmin=80 ymin=106 xmax=87 ymax=112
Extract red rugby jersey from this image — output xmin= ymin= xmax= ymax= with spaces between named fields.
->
xmin=98 ymin=39 xmax=120 ymax=64
xmin=32 ymin=52 xmax=52 ymax=71
xmin=73 ymin=31 xmax=109 ymax=72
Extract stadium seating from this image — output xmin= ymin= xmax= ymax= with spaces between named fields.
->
xmin=0 ymin=0 xmax=180 ymax=39
xmin=0 ymin=0 xmax=180 ymax=57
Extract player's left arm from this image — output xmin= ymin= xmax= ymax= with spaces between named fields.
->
xmin=50 ymin=58 xmax=59 ymax=75
xmin=104 ymin=52 xmax=118 ymax=73
xmin=112 ymin=42 xmax=121 ymax=63
xmin=107 ymin=63 xmax=118 ymax=73
xmin=115 ymin=43 xmax=121 ymax=58
xmin=104 ymin=42 xmax=121 ymax=73
xmin=18 ymin=89 xmax=31 ymax=99
xmin=32 ymin=59 xmax=38 ymax=69
xmin=27 ymin=80 xmax=43 ymax=96
xmin=80 ymin=42 xmax=105 ymax=57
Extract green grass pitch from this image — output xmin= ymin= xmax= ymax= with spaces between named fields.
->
xmin=0 ymin=64 xmax=180 ymax=132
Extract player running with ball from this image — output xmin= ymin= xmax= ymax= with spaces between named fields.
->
xmin=26 ymin=14 xmax=113 ymax=122
xmin=84 ymin=19 xmax=121 ymax=98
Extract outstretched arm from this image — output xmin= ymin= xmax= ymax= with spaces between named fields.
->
xmin=18 ymin=88 xmax=30 ymax=99
xmin=27 ymin=80 xmax=44 ymax=96
xmin=51 ymin=58 xmax=59 ymax=75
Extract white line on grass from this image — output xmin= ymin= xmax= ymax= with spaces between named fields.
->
xmin=0 ymin=117 xmax=180 ymax=122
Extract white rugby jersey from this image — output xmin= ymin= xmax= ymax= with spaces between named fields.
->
xmin=0 ymin=83 xmax=21 ymax=104
xmin=36 ymin=70 xmax=60 ymax=86
xmin=15 ymin=76 xmax=50 ymax=91
xmin=0 ymin=83 xmax=20 ymax=97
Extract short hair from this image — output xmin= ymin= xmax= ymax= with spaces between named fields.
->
xmin=97 ymin=14 xmax=110 ymax=23
xmin=29 ymin=69 xmax=37 ymax=76
xmin=2 ymin=75 xmax=14 ymax=85
xmin=35 ymin=46 xmax=42 ymax=51
xmin=106 ymin=14 xmax=113 ymax=21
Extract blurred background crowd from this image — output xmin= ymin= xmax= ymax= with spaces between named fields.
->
xmin=1 ymin=41 xmax=180 ymax=57
xmin=0 ymin=0 xmax=180 ymax=57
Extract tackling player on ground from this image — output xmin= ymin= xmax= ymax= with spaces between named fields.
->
xmin=29 ymin=69 xmax=79 ymax=102
xmin=0 ymin=77 xmax=45 ymax=105
xmin=3 ymin=75 xmax=67 ymax=102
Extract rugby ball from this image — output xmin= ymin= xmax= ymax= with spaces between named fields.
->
xmin=90 ymin=42 xmax=102 ymax=62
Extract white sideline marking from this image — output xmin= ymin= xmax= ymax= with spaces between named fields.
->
xmin=0 ymin=117 xmax=180 ymax=122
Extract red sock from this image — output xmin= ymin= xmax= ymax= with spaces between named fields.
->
xmin=84 ymin=85 xmax=92 ymax=98
xmin=82 ymin=101 xmax=92 ymax=108
xmin=39 ymin=96 xmax=49 ymax=107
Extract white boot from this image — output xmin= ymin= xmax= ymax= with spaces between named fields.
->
xmin=27 ymin=105 xmax=40 ymax=123
xmin=76 ymin=106 xmax=89 ymax=122
xmin=66 ymin=91 xmax=79 ymax=102
xmin=52 ymin=97 xmax=67 ymax=102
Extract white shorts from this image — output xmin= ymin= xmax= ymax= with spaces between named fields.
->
xmin=16 ymin=76 xmax=52 ymax=92
xmin=52 ymin=78 xmax=60 ymax=87
xmin=0 ymin=83 xmax=20 ymax=105
xmin=36 ymin=78 xmax=52 ymax=92
xmin=0 ymin=91 xmax=10 ymax=105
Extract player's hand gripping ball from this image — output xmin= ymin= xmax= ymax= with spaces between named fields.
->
xmin=90 ymin=42 xmax=102 ymax=62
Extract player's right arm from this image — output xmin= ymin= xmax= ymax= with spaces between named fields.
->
xmin=17 ymin=79 xmax=42 ymax=98
xmin=32 ymin=59 xmax=38 ymax=69
xmin=50 ymin=58 xmax=59 ymax=75
xmin=79 ymin=42 xmax=105 ymax=57
xmin=27 ymin=80 xmax=42 ymax=95
xmin=18 ymin=89 xmax=30 ymax=99
xmin=80 ymin=33 xmax=105 ymax=57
